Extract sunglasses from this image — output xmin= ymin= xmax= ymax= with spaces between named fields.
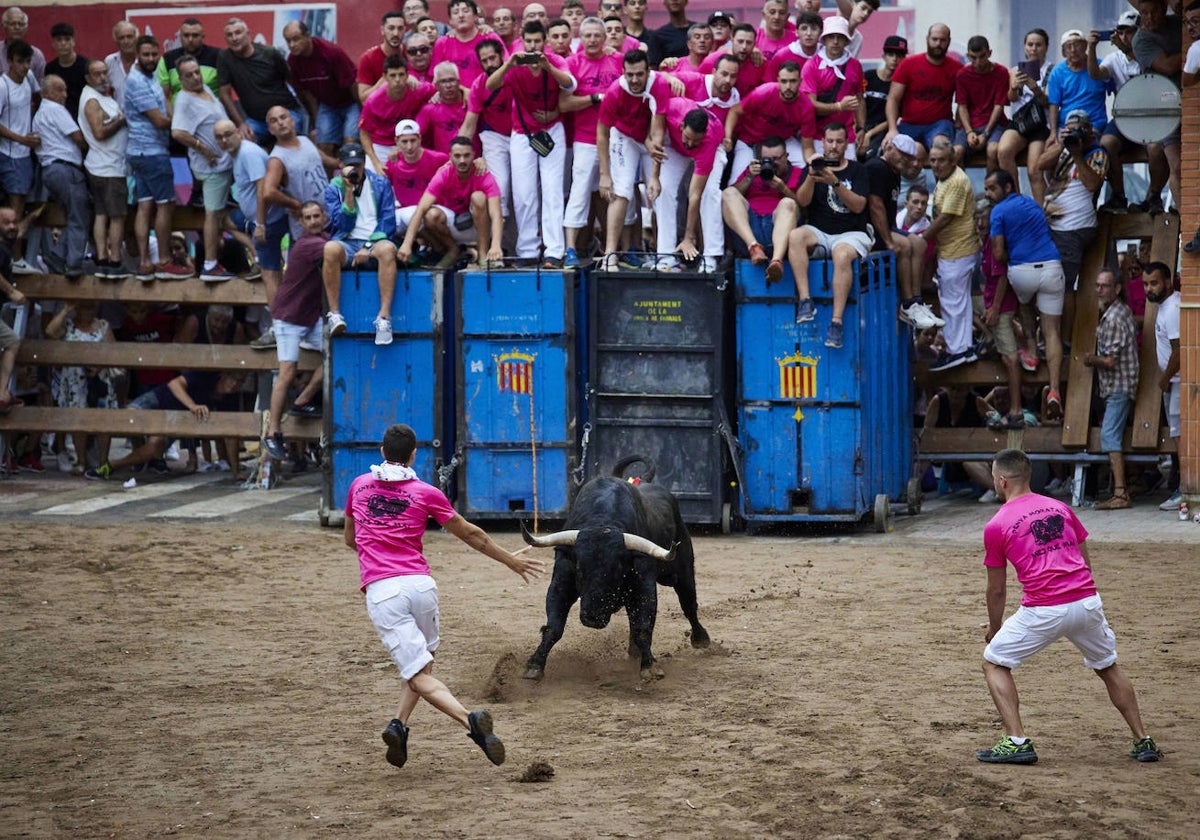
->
xmin=406 ymin=46 xmax=431 ymax=55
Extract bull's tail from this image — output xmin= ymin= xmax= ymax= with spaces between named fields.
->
xmin=611 ymin=455 xmax=656 ymax=484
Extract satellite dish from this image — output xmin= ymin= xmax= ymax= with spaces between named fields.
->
xmin=1112 ymin=72 xmax=1181 ymax=144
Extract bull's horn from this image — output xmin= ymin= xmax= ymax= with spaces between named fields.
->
xmin=622 ymin=533 xmax=677 ymax=561
xmin=520 ymin=524 xmax=580 ymax=547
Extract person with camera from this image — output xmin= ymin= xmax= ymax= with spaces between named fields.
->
xmin=321 ymin=143 xmax=400 ymax=346
xmin=997 ymin=28 xmax=1053 ymax=207
xmin=485 ymin=20 xmax=577 ymax=269
xmin=1086 ymin=12 xmax=1142 ymax=214
xmin=721 ymin=135 xmax=801 ymax=281
xmin=396 ymin=136 xmax=505 ymax=271
xmin=787 ymin=121 xmax=871 ymax=349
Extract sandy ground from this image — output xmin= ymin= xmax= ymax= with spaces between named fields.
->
xmin=2 ymin=522 xmax=1197 ymax=839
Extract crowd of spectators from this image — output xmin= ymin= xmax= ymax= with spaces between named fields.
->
xmin=0 ymin=1 xmax=1190 ymax=501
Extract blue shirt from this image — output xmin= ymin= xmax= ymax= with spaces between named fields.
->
xmin=124 ymin=66 xmax=169 ymax=156
xmin=990 ymin=193 xmax=1060 ymax=266
xmin=232 ymin=140 xmax=286 ymax=225
xmin=1046 ymin=63 xmax=1112 ymax=133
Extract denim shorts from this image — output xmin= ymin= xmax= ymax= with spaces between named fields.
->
xmin=315 ymin=103 xmax=362 ymax=145
xmin=229 ymin=208 xmax=289 ymax=271
xmin=129 ymin=155 xmax=176 ymax=203
xmin=952 ymin=124 xmax=1005 ymax=148
xmin=898 ymin=119 xmax=955 ymax=150
xmin=0 ymin=153 xmax=34 ymax=196
xmin=1100 ymin=391 xmax=1133 ymax=452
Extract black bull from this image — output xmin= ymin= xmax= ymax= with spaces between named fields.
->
xmin=521 ymin=471 xmax=710 ymax=681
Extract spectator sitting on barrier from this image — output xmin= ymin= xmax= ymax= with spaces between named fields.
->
xmin=1088 ymin=13 xmax=1142 ymax=213
xmin=721 ymin=136 xmax=800 ymax=280
xmin=925 ymin=138 xmax=980 ymax=372
xmin=997 ymin=28 xmax=1053 ymax=207
xmin=789 ymin=122 xmax=871 ymax=349
xmin=859 ymin=35 xmax=907 ymax=161
xmin=1083 ymin=267 xmax=1139 ymax=510
xmin=883 ymin=23 xmax=962 ymax=159
xmin=984 ymin=169 xmax=1066 ymax=421
xmin=85 ymin=371 xmax=247 ymax=481
xmin=384 ymin=120 xmax=450 ymax=266
xmin=953 ymin=35 xmax=1009 ymax=171
xmin=1144 ymin=261 xmax=1181 ymax=512
xmin=1132 ymin=0 xmax=1183 ymax=216
xmin=46 ymin=300 xmax=117 ymax=475
xmin=974 ymin=197 xmax=1023 ymax=430
xmin=31 ymin=74 xmax=89 ymax=279
xmin=0 ymin=206 xmax=25 ymax=415
xmin=397 ymin=136 xmax=504 ymax=272
xmin=864 ymin=134 xmax=943 ymax=330
xmin=323 ymin=143 xmax=399 ymax=346
xmin=264 ymin=201 xmax=328 ymax=461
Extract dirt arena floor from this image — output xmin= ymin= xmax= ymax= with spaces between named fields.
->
xmin=3 ymin=522 xmax=1197 ymax=838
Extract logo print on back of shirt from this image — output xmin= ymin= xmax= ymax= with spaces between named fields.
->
xmin=368 ymin=493 xmax=411 ymax=518
xmin=1029 ymin=514 xmax=1065 ymax=546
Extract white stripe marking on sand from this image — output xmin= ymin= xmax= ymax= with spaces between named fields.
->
xmin=148 ymin=486 xmax=315 ymax=519
xmin=35 ymin=475 xmax=222 ymax=516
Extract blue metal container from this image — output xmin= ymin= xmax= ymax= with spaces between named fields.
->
xmin=321 ymin=269 xmax=445 ymax=524
xmin=734 ymin=253 xmax=911 ymax=527
xmin=453 ymin=269 xmax=578 ymax=520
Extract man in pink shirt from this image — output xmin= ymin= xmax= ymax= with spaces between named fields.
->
xmin=397 ymin=137 xmax=504 ymax=270
xmin=345 ymin=422 xmax=543 ymax=771
xmin=359 ymin=55 xmax=436 ymax=172
xmin=721 ymin=135 xmax=801 ymax=275
xmin=431 ymin=0 xmax=506 ymax=88
xmin=561 ymin=17 xmax=623 ymax=267
xmin=756 ymin=0 xmax=793 ymax=62
xmin=671 ymin=54 xmax=740 ymax=123
xmin=419 ymin=62 xmax=469 ymax=153
xmin=546 ymin=19 xmax=574 ymax=59
xmin=763 ymin=10 xmax=822 ymax=83
xmin=977 ymin=448 xmax=1161 ymax=766
xmin=596 ymin=48 xmax=671 ymax=271
xmin=384 ymin=120 xmax=450 ymax=264
xmin=650 ymin=100 xmax=725 ymax=272
xmin=459 ymin=40 xmax=514 ymax=222
xmin=700 ymin=24 xmax=764 ymax=97
xmin=801 ymin=16 xmax=865 ymax=158
xmin=485 ymin=20 xmax=577 ymax=268
xmin=952 ymin=35 xmax=1009 ymax=170
xmin=725 ymin=62 xmax=817 ymax=178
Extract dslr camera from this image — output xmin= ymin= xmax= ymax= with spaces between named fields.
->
xmin=516 ymin=51 xmax=542 ymax=65
xmin=1061 ymin=126 xmax=1086 ymax=149
xmin=343 ymin=165 xmax=362 ymax=184
xmin=757 ymin=157 xmax=778 ymax=182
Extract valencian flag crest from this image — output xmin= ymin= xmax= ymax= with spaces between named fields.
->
xmin=777 ymin=352 xmax=817 ymax=399
xmin=495 ymin=350 xmax=535 ymax=394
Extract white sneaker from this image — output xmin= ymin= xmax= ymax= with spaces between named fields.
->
xmin=373 ymin=316 xmax=393 ymax=346
xmin=1159 ymin=489 xmax=1182 ymax=511
xmin=900 ymin=301 xmax=945 ymax=330
xmin=327 ymin=311 xmax=347 ymax=336
xmin=11 ymin=258 xmax=38 ymax=275
xmin=1045 ymin=477 xmax=1064 ymax=496
xmin=164 ymin=442 xmax=181 ymax=462
xmin=697 ymin=256 xmax=718 ymax=273
xmin=56 ymin=451 xmax=73 ymax=472
xmin=978 ymin=489 xmax=999 ymax=503
xmin=654 ymin=257 xmax=680 ymax=272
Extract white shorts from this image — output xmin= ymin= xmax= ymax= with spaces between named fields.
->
xmin=273 ymin=319 xmax=322 ymax=363
xmin=365 ymin=575 xmax=440 ymax=680
xmin=609 ymin=128 xmax=651 ymax=202
xmin=1008 ymin=260 xmax=1065 ymax=316
xmin=984 ymin=594 xmax=1117 ymax=671
xmin=1164 ymin=382 xmax=1180 ymax=438
xmin=802 ymin=225 xmax=874 ymax=259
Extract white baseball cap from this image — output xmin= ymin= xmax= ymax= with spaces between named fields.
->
xmin=394 ymin=119 xmax=421 ymax=137
xmin=1117 ymin=10 xmax=1141 ymax=30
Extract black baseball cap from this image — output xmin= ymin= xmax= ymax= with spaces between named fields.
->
xmin=707 ymin=11 xmax=733 ymax=26
xmin=883 ymin=35 xmax=908 ymax=55
xmin=339 ymin=143 xmax=367 ymax=165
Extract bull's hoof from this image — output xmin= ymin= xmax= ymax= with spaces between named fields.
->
xmin=522 ymin=666 xmax=545 ymax=681
xmin=640 ymin=662 xmax=665 ymax=682
xmin=690 ymin=629 xmax=711 ymax=649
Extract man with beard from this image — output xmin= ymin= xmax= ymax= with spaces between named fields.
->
xmin=884 ymin=23 xmax=962 ymax=158
xmin=1143 ymin=262 xmax=1181 ymax=512
xmin=459 ymin=40 xmax=515 ymax=226
xmin=357 ymin=11 xmax=407 ymax=102
xmin=725 ymin=61 xmax=816 ymax=176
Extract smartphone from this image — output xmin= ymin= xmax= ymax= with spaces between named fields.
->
xmin=1095 ymin=29 xmax=1114 ymax=41
xmin=516 ymin=52 xmax=541 ymax=65
xmin=1017 ymin=59 xmax=1042 ymax=80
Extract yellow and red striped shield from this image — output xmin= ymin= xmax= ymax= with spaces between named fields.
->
xmin=495 ymin=350 xmax=536 ymax=394
xmin=778 ymin=353 xmax=817 ymax=399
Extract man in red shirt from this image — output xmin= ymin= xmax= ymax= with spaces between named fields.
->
xmin=356 ymin=10 xmax=407 ymax=102
xmin=884 ymin=23 xmax=962 ymax=157
xmin=953 ymin=35 xmax=1009 ymax=170
xmin=699 ymin=23 xmax=764 ymax=96
xmin=283 ymin=20 xmax=359 ymax=155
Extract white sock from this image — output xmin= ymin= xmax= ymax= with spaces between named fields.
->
xmin=203 ymin=259 xmax=217 ymax=271
xmin=1009 ymin=736 xmax=1028 ymax=745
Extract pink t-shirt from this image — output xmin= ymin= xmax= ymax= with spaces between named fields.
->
xmin=598 ymin=72 xmax=672 ymax=143
xmin=763 ymin=42 xmax=818 ymax=85
xmin=384 ymin=149 xmax=450 ymax=206
xmin=800 ymin=56 xmax=865 ymax=143
xmin=735 ymin=162 xmax=804 ymax=215
xmin=418 ymin=99 xmax=469 ymax=153
xmin=359 ymin=82 xmax=436 ymax=145
xmin=699 ymin=49 xmax=766 ymax=97
xmin=346 ymin=474 xmax=457 ymax=591
xmin=892 ymin=53 xmax=964 ymax=125
xmin=507 ymin=52 xmax=575 ymax=133
xmin=425 ymin=161 xmax=501 ymax=213
xmin=983 ymin=493 xmax=1098 ymax=607
xmin=466 ymin=73 xmax=513 ymax=135
xmin=663 ymin=97 xmax=723 ymax=176
xmin=736 ymin=83 xmax=817 ymax=146
xmin=755 ymin=29 xmax=792 ymax=63
xmin=673 ymin=72 xmax=737 ymax=124
xmin=432 ymin=31 xmax=506 ymax=89
xmin=565 ymin=51 xmax=623 ymax=145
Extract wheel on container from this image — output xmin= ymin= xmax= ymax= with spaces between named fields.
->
xmin=721 ymin=502 xmax=732 ymax=534
xmin=906 ymin=477 xmax=922 ymax=515
xmin=874 ymin=493 xmax=890 ymax=533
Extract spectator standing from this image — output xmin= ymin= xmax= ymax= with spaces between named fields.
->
xmin=651 ymin=100 xmax=725 ymax=273
xmin=46 ymin=22 xmax=89 ymax=117
xmin=283 ymin=20 xmax=360 ymax=156
xmin=706 ymin=10 xmax=732 ymax=50
xmin=79 ymin=60 xmax=130 ymax=280
xmin=172 ymin=56 xmax=236 ymax=282
xmin=788 ymin=122 xmax=870 ymax=349
xmin=419 ymin=62 xmax=469 ymax=153
xmin=997 ymin=28 xmax=1054 ymax=206
xmin=756 ymin=0 xmax=793 ymax=64
xmin=104 ymin=20 xmax=139 ymax=105
xmin=0 ymin=206 xmax=24 ymax=415
xmin=158 ymin=18 xmax=221 ymax=101
xmin=491 ymin=7 xmax=518 ymax=44
xmin=721 ymin=135 xmax=801 ymax=277
xmin=404 ymin=0 xmax=451 ymax=38
xmin=46 ymin=300 xmax=116 ymax=474
xmin=801 ymin=17 xmax=865 ymax=159
xmin=885 ymin=24 xmax=962 ymax=157
xmin=975 ymin=198 xmax=1024 ymax=432
xmin=0 ymin=8 xmax=44 ymax=84
xmin=660 ymin=22 xmax=713 ymax=73
xmin=859 ymin=35 xmax=906 ymax=160
xmin=0 ymin=38 xmax=40 ymax=274
xmin=403 ymin=33 xmax=436 ymax=83
xmin=1143 ymin=262 xmax=1181 ymax=511
xmin=925 ymin=138 xmax=979 ymax=371
xmin=1132 ymin=0 xmax=1183 ymax=214
xmin=763 ymin=11 xmax=822 ymax=84
xmin=459 ymin=40 xmax=515 ymax=226
xmin=1087 ymin=13 xmax=1142 ymax=213
xmin=264 ymin=106 xmax=335 ymax=243
xmin=1083 ymin=268 xmax=1139 ymax=510
xmin=701 ymin=24 xmax=765 ymax=97
xmin=673 ymin=53 xmax=741 ymax=124
xmin=647 ymin=0 xmax=692 ymax=68
xmin=434 ymin=0 xmax=506 ymax=88
xmin=358 ymin=55 xmax=435 ymax=174
xmin=357 ymin=11 xmax=408 ymax=102
xmin=622 ymin=0 xmax=649 ymax=44
xmin=126 ymin=36 xmax=191 ymax=282
xmin=218 ymin=18 xmax=304 ymax=144
xmin=953 ymin=35 xmax=1009 ymax=171
xmin=485 ymin=21 xmax=577 ymax=269
xmin=31 ymin=75 xmax=89 ymax=279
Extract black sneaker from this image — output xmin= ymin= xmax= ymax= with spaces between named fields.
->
xmin=1129 ymin=736 xmax=1160 ymax=762
xmin=466 ymin=710 xmax=505 ymax=765
xmin=1099 ymin=195 xmax=1128 ymax=214
xmin=263 ymin=433 xmax=287 ymax=460
xmin=382 ymin=718 xmax=409 ymax=768
xmin=148 ymin=458 xmax=170 ymax=475
xmin=928 ymin=349 xmax=972 ymax=372
xmin=976 ymin=735 xmax=1038 ymax=764
xmin=288 ymin=402 xmax=322 ymax=418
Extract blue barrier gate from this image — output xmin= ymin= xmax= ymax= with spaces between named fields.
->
xmin=734 ymin=253 xmax=913 ymax=529
xmin=453 ymin=269 xmax=578 ymax=520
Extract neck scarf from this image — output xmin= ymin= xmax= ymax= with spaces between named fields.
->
xmin=816 ymin=46 xmax=851 ymax=80
xmin=371 ymin=461 xmax=418 ymax=482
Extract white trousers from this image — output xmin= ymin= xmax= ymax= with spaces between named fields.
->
xmin=655 ymin=146 xmax=726 ymax=257
xmin=564 ymin=142 xmax=599 ymax=229
xmin=609 ymin=127 xmax=653 ymax=202
xmin=480 ymin=130 xmax=512 ymax=218
xmin=937 ymin=253 xmax=976 ymax=355
xmin=510 ymin=122 xmax=567 ymax=259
